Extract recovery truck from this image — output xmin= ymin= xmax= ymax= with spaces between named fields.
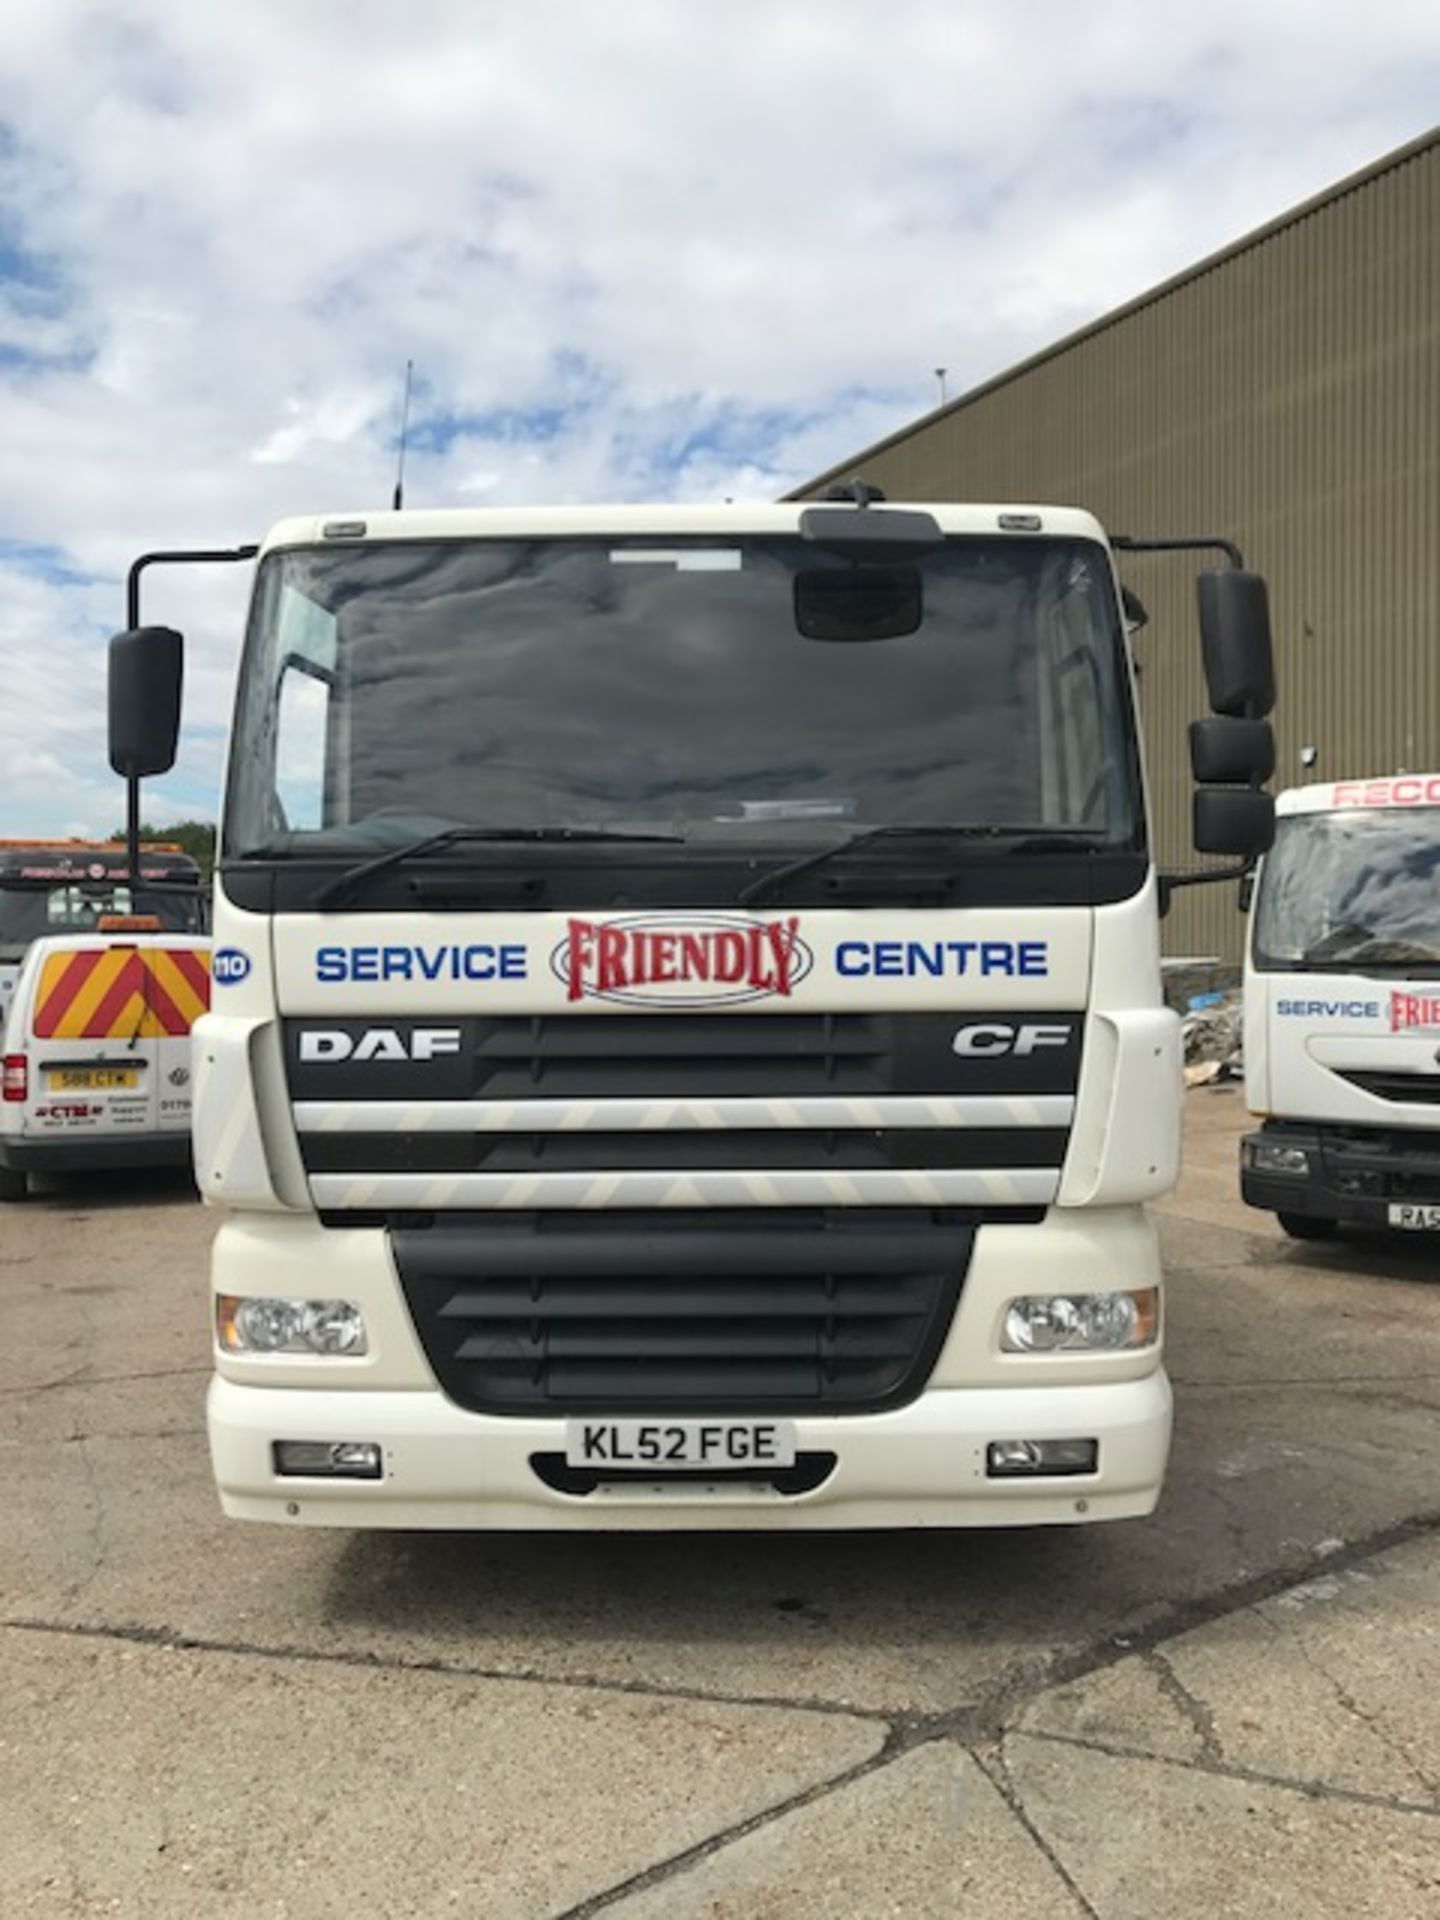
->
xmin=0 ymin=841 xmax=209 ymax=1201
xmin=1242 ymin=773 xmax=1440 ymax=1238
xmin=109 ymin=498 xmax=1275 ymax=1529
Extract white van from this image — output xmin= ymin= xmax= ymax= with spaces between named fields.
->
xmin=0 ymin=842 xmax=209 ymax=1200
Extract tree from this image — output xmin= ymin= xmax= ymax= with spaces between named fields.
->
xmin=109 ymin=820 xmax=217 ymax=879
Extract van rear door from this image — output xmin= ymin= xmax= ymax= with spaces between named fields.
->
xmin=13 ymin=934 xmax=211 ymax=1147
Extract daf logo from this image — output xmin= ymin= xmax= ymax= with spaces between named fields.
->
xmin=951 ymin=1022 xmax=1071 ymax=1057
xmin=298 ymin=1028 xmax=463 ymax=1063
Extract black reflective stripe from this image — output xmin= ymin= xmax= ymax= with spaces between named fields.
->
xmin=284 ymin=1011 xmax=1084 ymax=1101
xmin=298 ymin=1126 xmax=1069 ymax=1174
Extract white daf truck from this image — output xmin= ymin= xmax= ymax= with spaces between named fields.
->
xmin=1242 ymin=773 xmax=1440 ymax=1239
xmin=110 ymin=498 xmax=1275 ymax=1529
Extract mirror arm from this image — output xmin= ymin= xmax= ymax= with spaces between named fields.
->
xmin=1111 ymin=534 xmax=1245 ymax=570
xmin=1158 ymin=862 xmax=1251 ymax=915
xmin=126 ymin=545 xmax=259 ymax=628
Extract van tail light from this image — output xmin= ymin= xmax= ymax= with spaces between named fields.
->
xmin=2 ymin=1054 xmax=27 ymax=1102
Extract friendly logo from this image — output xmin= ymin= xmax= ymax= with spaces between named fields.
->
xmin=213 ymin=947 xmax=253 ymax=986
xmin=553 ymin=914 xmax=813 ymax=1008
xmin=1390 ymin=991 xmax=1440 ymax=1033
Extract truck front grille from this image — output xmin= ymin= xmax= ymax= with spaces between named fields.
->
xmin=1335 ymin=1070 xmax=1440 ymax=1107
xmin=287 ymin=1009 xmax=1083 ymax=1214
xmin=391 ymin=1209 xmax=973 ymax=1413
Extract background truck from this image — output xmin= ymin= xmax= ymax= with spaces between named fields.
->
xmin=111 ymin=498 xmax=1275 ymax=1530
xmin=1242 ymin=773 xmax=1440 ymax=1239
xmin=0 ymin=842 xmax=209 ymax=1201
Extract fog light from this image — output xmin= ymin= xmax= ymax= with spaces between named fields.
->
xmin=217 ymin=1296 xmax=368 ymax=1356
xmin=1001 ymin=1290 xmax=1157 ymax=1353
xmin=273 ymin=1441 xmax=383 ymax=1479
xmin=1247 ymin=1139 xmax=1311 ymax=1176
xmin=987 ymin=1438 xmax=1098 ymax=1478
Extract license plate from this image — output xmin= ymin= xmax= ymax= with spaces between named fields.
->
xmin=46 ymin=1067 xmax=139 ymax=1092
xmin=1388 ymin=1203 xmax=1440 ymax=1230
xmin=564 ymin=1419 xmax=797 ymax=1470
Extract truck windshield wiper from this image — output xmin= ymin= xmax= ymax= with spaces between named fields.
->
xmin=1300 ymin=928 xmax=1440 ymax=967
xmin=315 ymin=826 xmax=685 ymax=910
xmin=736 ymin=825 xmax=1100 ymax=906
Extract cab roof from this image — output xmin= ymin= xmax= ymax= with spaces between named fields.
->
xmin=1277 ymin=774 xmax=1440 ymax=816
xmin=256 ymin=502 xmax=1113 ymax=557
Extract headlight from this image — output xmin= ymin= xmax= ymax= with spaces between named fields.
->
xmin=217 ymin=1296 xmax=368 ymax=1356
xmin=1002 ymin=1289 xmax=1158 ymax=1353
xmin=1245 ymin=1139 xmax=1311 ymax=1176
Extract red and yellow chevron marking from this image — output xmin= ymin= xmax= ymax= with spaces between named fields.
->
xmin=32 ymin=947 xmax=211 ymax=1040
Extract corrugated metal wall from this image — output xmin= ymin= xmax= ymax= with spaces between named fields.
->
xmin=802 ymin=133 xmax=1440 ymax=960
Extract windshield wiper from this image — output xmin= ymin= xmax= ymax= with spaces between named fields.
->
xmin=315 ymin=826 xmax=685 ymax=909
xmin=1300 ymin=927 xmax=1440 ymax=968
xmin=736 ymin=825 xmax=1101 ymax=907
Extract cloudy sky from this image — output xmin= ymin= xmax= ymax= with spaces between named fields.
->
xmin=1 ymin=0 xmax=1437 ymax=836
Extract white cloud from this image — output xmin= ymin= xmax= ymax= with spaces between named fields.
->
xmin=0 ymin=0 xmax=1437 ymax=829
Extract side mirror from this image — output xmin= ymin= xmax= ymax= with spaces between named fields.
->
xmin=1194 ymin=787 xmax=1274 ymax=857
xmin=1197 ymin=570 xmax=1274 ymax=717
xmin=1189 ymin=717 xmax=1274 ymax=785
xmin=109 ymin=626 xmax=184 ymax=777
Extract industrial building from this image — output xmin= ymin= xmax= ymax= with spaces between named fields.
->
xmin=798 ymin=127 xmax=1439 ymax=961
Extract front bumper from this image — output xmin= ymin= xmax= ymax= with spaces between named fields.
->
xmin=208 ymin=1369 xmax=1172 ymax=1531
xmin=1241 ymin=1122 xmax=1440 ymax=1227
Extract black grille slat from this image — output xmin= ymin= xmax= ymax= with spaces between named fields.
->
xmin=394 ymin=1208 xmax=972 ymax=1414
xmin=301 ymin=1127 xmax=1068 ymax=1175
xmin=1336 ymin=1070 xmax=1440 ymax=1106
xmin=476 ymin=1016 xmax=884 ymax=1061
xmin=438 ymin=1277 xmax=937 ymax=1319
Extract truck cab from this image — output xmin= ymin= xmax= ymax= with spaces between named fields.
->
xmin=109 ymin=500 xmax=1275 ymax=1529
xmin=1242 ymin=774 xmax=1440 ymax=1238
xmin=0 ymin=843 xmax=209 ymax=1201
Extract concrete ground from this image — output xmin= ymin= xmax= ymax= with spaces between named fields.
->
xmin=1 ymin=1086 xmax=1438 ymax=1917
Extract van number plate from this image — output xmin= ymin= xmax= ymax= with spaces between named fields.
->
xmin=564 ymin=1420 xmax=797 ymax=1469
xmin=1388 ymin=1204 xmax=1440 ymax=1230
xmin=47 ymin=1067 xmax=139 ymax=1092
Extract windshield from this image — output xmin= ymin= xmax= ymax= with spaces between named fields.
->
xmin=224 ymin=534 xmax=1142 ymax=863
xmin=1253 ymin=809 xmax=1440 ymax=970
xmin=0 ymin=883 xmax=205 ymax=963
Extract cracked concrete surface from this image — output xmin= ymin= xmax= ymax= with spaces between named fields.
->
xmin=2 ymin=1097 xmax=1440 ymax=1916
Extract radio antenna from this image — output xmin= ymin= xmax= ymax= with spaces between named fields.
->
xmin=392 ymin=358 xmax=415 ymax=510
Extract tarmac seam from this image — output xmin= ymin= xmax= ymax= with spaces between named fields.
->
xmin=0 ymin=1614 xmax=898 ymax=1728
xmin=1254 ymin=1607 xmax=1440 ymax=1804
xmin=984 ymin=1503 xmax=1440 ymax=1732
xmin=1143 ymin=1648 xmax=1225 ymax=1764
xmin=544 ymin=1731 xmax=910 ymax=1920
xmin=970 ymin=1743 xmax=1102 ymax=1918
xmin=6 ymin=1507 xmax=1440 ymax=1744
xmin=1011 ymin=1727 xmax=1440 ymax=1821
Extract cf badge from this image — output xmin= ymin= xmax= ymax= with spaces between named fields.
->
xmin=952 ymin=1023 xmax=1071 ymax=1057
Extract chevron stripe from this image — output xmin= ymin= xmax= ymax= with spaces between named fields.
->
xmin=293 ymin=1093 xmax=1075 ymax=1134
xmin=308 ymin=1166 xmax=1060 ymax=1211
